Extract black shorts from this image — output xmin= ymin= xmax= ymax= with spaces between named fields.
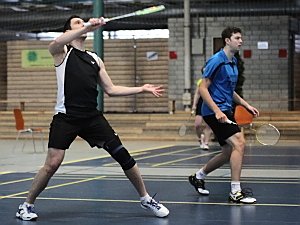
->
xmin=48 ymin=112 xmax=119 ymax=150
xmin=196 ymin=98 xmax=203 ymax=116
xmin=203 ymin=110 xmax=241 ymax=146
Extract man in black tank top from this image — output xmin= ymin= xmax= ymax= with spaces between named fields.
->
xmin=16 ymin=15 xmax=169 ymax=221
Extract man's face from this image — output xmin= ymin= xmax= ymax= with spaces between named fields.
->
xmin=70 ymin=17 xmax=84 ymax=30
xmin=69 ymin=17 xmax=87 ymax=38
xmin=226 ymin=32 xmax=243 ymax=52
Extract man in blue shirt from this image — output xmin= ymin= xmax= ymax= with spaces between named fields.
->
xmin=189 ymin=27 xmax=259 ymax=204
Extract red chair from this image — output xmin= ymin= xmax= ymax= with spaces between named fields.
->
xmin=13 ymin=108 xmax=45 ymax=153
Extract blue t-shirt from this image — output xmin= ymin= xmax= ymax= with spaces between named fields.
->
xmin=201 ymin=49 xmax=238 ymax=116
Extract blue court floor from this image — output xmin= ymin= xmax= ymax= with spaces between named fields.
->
xmin=0 ymin=140 xmax=299 ymax=225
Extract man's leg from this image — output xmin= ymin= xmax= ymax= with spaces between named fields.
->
xmin=189 ymin=144 xmax=232 ymax=195
xmin=225 ymin=132 xmax=245 ymax=182
xmin=102 ymin=137 xmax=169 ymax=218
xmin=123 ymin=164 xmax=147 ymax=197
xmin=202 ymin=143 xmax=232 ymax=174
xmin=123 ymin=163 xmax=169 ymax=217
xmin=202 ymin=124 xmax=212 ymax=147
xmin=16 ymin=148 xmax=65 ymax=221
xmin=194 ymin=115 xmax=204 ymax=145
xmin=226 ymin=133 xmax=256 ymax=203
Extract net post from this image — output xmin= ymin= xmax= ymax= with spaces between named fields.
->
xmin=93 ymin=0 xmax=104 ymax=112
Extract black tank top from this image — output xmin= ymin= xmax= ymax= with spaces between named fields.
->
xmin=55 ymin=46 xmax=100 ymax=118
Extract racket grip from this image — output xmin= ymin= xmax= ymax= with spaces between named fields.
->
xmin=83 ymin=22 xmax=92 ymax=27
xmin=84 ymin=18 xmax=108 ymax=27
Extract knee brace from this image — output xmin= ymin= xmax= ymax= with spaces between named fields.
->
xmin=103 ymin=137 xmax=136 ymax=170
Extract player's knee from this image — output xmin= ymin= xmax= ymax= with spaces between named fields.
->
xmin=238 ymin=136 xmax=246 ymax=149
xmin=113 ymin=147 xmax=136 ymax=170
xmin=44 ymin=161 xmax=60 ymax=175
xmin=233 ymin=133 xmax=245 ymax=150
xmin=44 ymin=149 xmax=64 ymax=174
xmin=103 ymin=138 xmax=136 ymax=170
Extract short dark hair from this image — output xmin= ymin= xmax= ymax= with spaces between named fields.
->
xmin=221 ymin=26 xmax=242 ymax=46
xmin=63 ymin=15 xmax=82 ymax=32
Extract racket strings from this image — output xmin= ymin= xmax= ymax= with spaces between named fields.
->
xmin=255 ymin=124 xmax=280 ymax=145
xmin=178 ymin=125 xmax=187 ymax=137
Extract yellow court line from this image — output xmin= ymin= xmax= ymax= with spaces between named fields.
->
xmin=62 ymin=156 xmax=111 ymax=165
xmin=0 ymin=171 xmax=14 ymax=175
xmin=62 ymin=144 xmax=175 ymax=165
xmin=0 ymin=175 xmax=106 ymax=200
xmin=51 ymin=176 xmax=300 ymax=185
xmin=103 ymin=146 xmax=200 ymax=167
xmin=0 ymin=145 xmax=175 ymax=188
xmin=0 ymin=177 xmax=33 ymax=186
xmin=4 ymin=196 xmax=300 ymax=208
xmin=128 ymin=144 xmax=175 ymax=154
xmin=152 ymin=151 xmax=222 ymax=167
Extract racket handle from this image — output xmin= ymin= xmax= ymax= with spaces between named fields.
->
xmin=83 ymin=22 xmax=92 ymax=27
xmin=225 ymin=119 xmax=237 ymax=125
xmin=84 ymin=18 xmax=109 ymax=27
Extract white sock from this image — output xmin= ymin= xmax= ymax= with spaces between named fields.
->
xmin=140 ymin=194 xmax=151 ymax=202
xmin=231 ymin=181 xmax=241 ymax=193
xmin=24 ymin=202 xmax=34 ymax=207
xmin=200 ymin=134 xmax=205 ymax=144
xmin=196 ymin=168 xmax=207 ymax=180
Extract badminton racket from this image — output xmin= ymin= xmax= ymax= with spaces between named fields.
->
xmin=226 ymin=119 xmax=280 ymax=146
xmin=178 ymin=114 xmax=194 ymax=136
xmin=84 ymin=5 xmax=165 ymax=27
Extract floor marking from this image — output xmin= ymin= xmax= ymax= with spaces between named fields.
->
xmin=152 ymin=151 xmax=222 ymax=167
xmin=0 ymin=171 xmax=14 ymax=175
xmin=104 ymin=146 xmax=201 ymax=167
xmin=62 ymin=156 xmax=107 ymax=165
xmin=0 ymin=175 xmax=106 ymax=200
xmin=62 ymin=144 xmax=175 ymax=165
xmin=0 ymin=177 xmax=33 ymax=186
xmin=3 ymin=196 xmax=300 ymax=207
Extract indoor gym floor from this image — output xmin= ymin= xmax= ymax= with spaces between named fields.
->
xmin=0 ymin=139 xmax=299 ymax=225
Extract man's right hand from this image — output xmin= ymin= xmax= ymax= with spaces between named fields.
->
xmin=84 ymin=17 xmax=106 ymax=31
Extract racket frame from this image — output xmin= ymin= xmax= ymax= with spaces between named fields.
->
xmin=226 ymin=119 xmax=280 ymax=145
xmin=178 ymin=114 xmax=193 ymax=137
xmin=84 ymin=5 xmax=165 ymax=27
xmin=255 ymin=123 xmax=280 ymax=146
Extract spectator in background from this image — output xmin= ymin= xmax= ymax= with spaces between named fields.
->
xmin=191 ymin=77 xmax=213 ymax=150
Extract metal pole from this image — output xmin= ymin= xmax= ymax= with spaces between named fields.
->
xmin=133 ymin=36 xmax=137 ymax=112
xmin=183 ymin=0 xmax=191 ymax=111
xmin=93 ymin=0 xmax=104 ymax=111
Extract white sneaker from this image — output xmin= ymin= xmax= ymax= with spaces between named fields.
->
xmin=202 ymin=143 xmax=209 ymax=150
xmin=189 ymin=174 xmax=210 ymax=195
xmin=16 ymin=203 xmax=38 ymax=221
xmin=141 ymin=195 xmax=169 ymax=218
xmin=229 ymin=189 xmax=257 ymax=204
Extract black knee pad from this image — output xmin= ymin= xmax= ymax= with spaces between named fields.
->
xmin=103 ymin=137 xmax=136 ymax=170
